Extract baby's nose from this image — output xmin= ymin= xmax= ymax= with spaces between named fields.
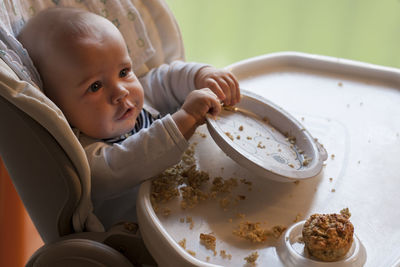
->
xmin=111 ymin=85 xmax=129 ymax=104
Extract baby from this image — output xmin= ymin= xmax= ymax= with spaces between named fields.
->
xmin=18 ymin=7 xmax=240 ymax=227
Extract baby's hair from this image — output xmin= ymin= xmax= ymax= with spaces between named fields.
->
xmin=17 ymin=7 xmax=119 ymax=93
xmin=35 ymin=7 xmax=107 ymax=41
xmin=60 ymin=9 xmax=99 ymax=39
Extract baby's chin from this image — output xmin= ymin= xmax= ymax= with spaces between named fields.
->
xmin=80 ymin=124 xmax=135 ymax=140
xmin=78 ymin=116 xmax=137 ymax=140
xmin=108 ymin=121 xmax=137 ymax=139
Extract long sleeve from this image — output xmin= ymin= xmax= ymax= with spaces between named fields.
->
xmin=139 ymin=60 xmax=209 ymax=115
xmin=79 ymin=60 xmax=208 ymax=227
xmin=80 ymin=115 xmax=188 ymax=202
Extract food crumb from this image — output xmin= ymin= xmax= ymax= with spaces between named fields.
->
xmin=236 ymin=195 xmax=246 ymax=201
xmin=220 ymin=250 xmax=232 ymax=260
xmin=225 ymin=132 xmax=234 ymax=141
xmin=186 ymin=216 xmax=194 ymax=229
xmin=285 ymin=135 xmax=296 ymax=144
xmin=150 ymin=143 xmax=201 ymax=211
xmin=244 ymin=251 xmax=259 ymax=264
xmin=187 ymin=250 xmax=196 ymax=256
xmin=340 ymin=207 xmax=351 ymax=218
xmin=233 ymin=221 xmax=287 ymax=242
xmin=331 ymin=154 xmax=335 ymax=160
xmin=200 ymin=233 xmax=217 ymax=255
xmin=329 ymin=177 xmax=333 ymax=182
xmin=338 ymin=82 xmax=343 ymax=87
xmin=247 ymin=136 xmax=252 ymax=140
xmin=162 ymin=208 xmax=171 ymax=216
xmin=240 ymin=179 xmax=253 ymax=192
xmin=196 ymin=132 xmax=207 ymax=138
xmin=178 ymin=238 xmax=186 ymax=249
xmin=331 ymin=188 xmax=336 ymax=192
xmin=210 ymin=177 xmax=238 ymax=194
xmin=239 ymin=125 xmax=244 ymax=131
xmin=303 ymin=157 xmax=312 ymax=166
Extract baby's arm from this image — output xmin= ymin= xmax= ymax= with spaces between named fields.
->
xmin=140 ymin=61 xmax=240 ymax=115
xmin=195 ymin=66 xmax=240 ymax=106
xmin=172 ymin=88 xmax=221 ymax=140
xmin=139 ymin=61 xmax=208 ymax=115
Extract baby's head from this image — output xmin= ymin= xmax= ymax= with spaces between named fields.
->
xmin=18 ymin=8 xmax=144 ymax=139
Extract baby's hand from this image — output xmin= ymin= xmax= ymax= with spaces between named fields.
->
xmin=195 ymin=66 xmax=240 ymax=106
xmin=172 ymin=88 xmax=221 ymax=140
xmin=181 ymin=88 xmax=221 ymax=124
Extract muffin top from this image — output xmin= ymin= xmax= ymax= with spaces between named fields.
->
xmin=302 ymin=209 xmax=354 ymax=261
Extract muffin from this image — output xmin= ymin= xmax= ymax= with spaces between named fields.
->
xmin=302 ymin=210 xmax=354 ymax=261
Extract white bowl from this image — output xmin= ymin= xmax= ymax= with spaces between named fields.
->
xmin=206 ymin=89 xmax=327 ymax=182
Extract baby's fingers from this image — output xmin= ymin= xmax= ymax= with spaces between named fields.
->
xmin=204 ymin=78 xmax=225 ymax=102
xmin=208 ymin=94 xmax=222 ymax=117
xmin=221 ymin=75 xmax=239 ymax=106
xmin=224 ymin=73 xmax=240 ymax=105
xmin=205 ymin=76 xmax=235 ymax=106
xmin=201 ymin=88 xmax=221 ymax=117
xmin=213 ymin=77 xmax=233 ymax=106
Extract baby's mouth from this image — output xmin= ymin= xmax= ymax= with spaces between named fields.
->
xmin=116 ymin=103 xmax=135 ymax=121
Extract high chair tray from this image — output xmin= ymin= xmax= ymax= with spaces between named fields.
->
xmin=137 ymin=52 xmax=400 ymax=267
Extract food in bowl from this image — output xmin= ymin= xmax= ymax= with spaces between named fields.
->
xmin=302 ymin=208 xmax=354 ymax=261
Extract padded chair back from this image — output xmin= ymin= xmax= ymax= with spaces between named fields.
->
xmin=0 ymin=95 xmax=80 ymax=243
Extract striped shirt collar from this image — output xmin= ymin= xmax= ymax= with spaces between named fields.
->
xmin=103 ymin=108 xmax=161 ymax=144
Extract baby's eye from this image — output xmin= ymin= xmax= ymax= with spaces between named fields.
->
xmin=88 ymin=81 xmax=102 ymax=93
xmin=119 ymin=68 xmax=130 ymax=78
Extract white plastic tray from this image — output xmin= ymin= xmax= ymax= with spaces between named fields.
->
xmin=138 ymin=52 xmax=400 ymax=267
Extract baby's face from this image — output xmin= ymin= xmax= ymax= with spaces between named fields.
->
xmin=43 ymin=20 xmax=144 ymax=139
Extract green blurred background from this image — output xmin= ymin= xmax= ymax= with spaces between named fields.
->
xmin=165 ymin=0 xmax=400 ymax=69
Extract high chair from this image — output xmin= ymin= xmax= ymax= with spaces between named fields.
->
xmin=0 ymin=0 xmax=185 ymax=266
